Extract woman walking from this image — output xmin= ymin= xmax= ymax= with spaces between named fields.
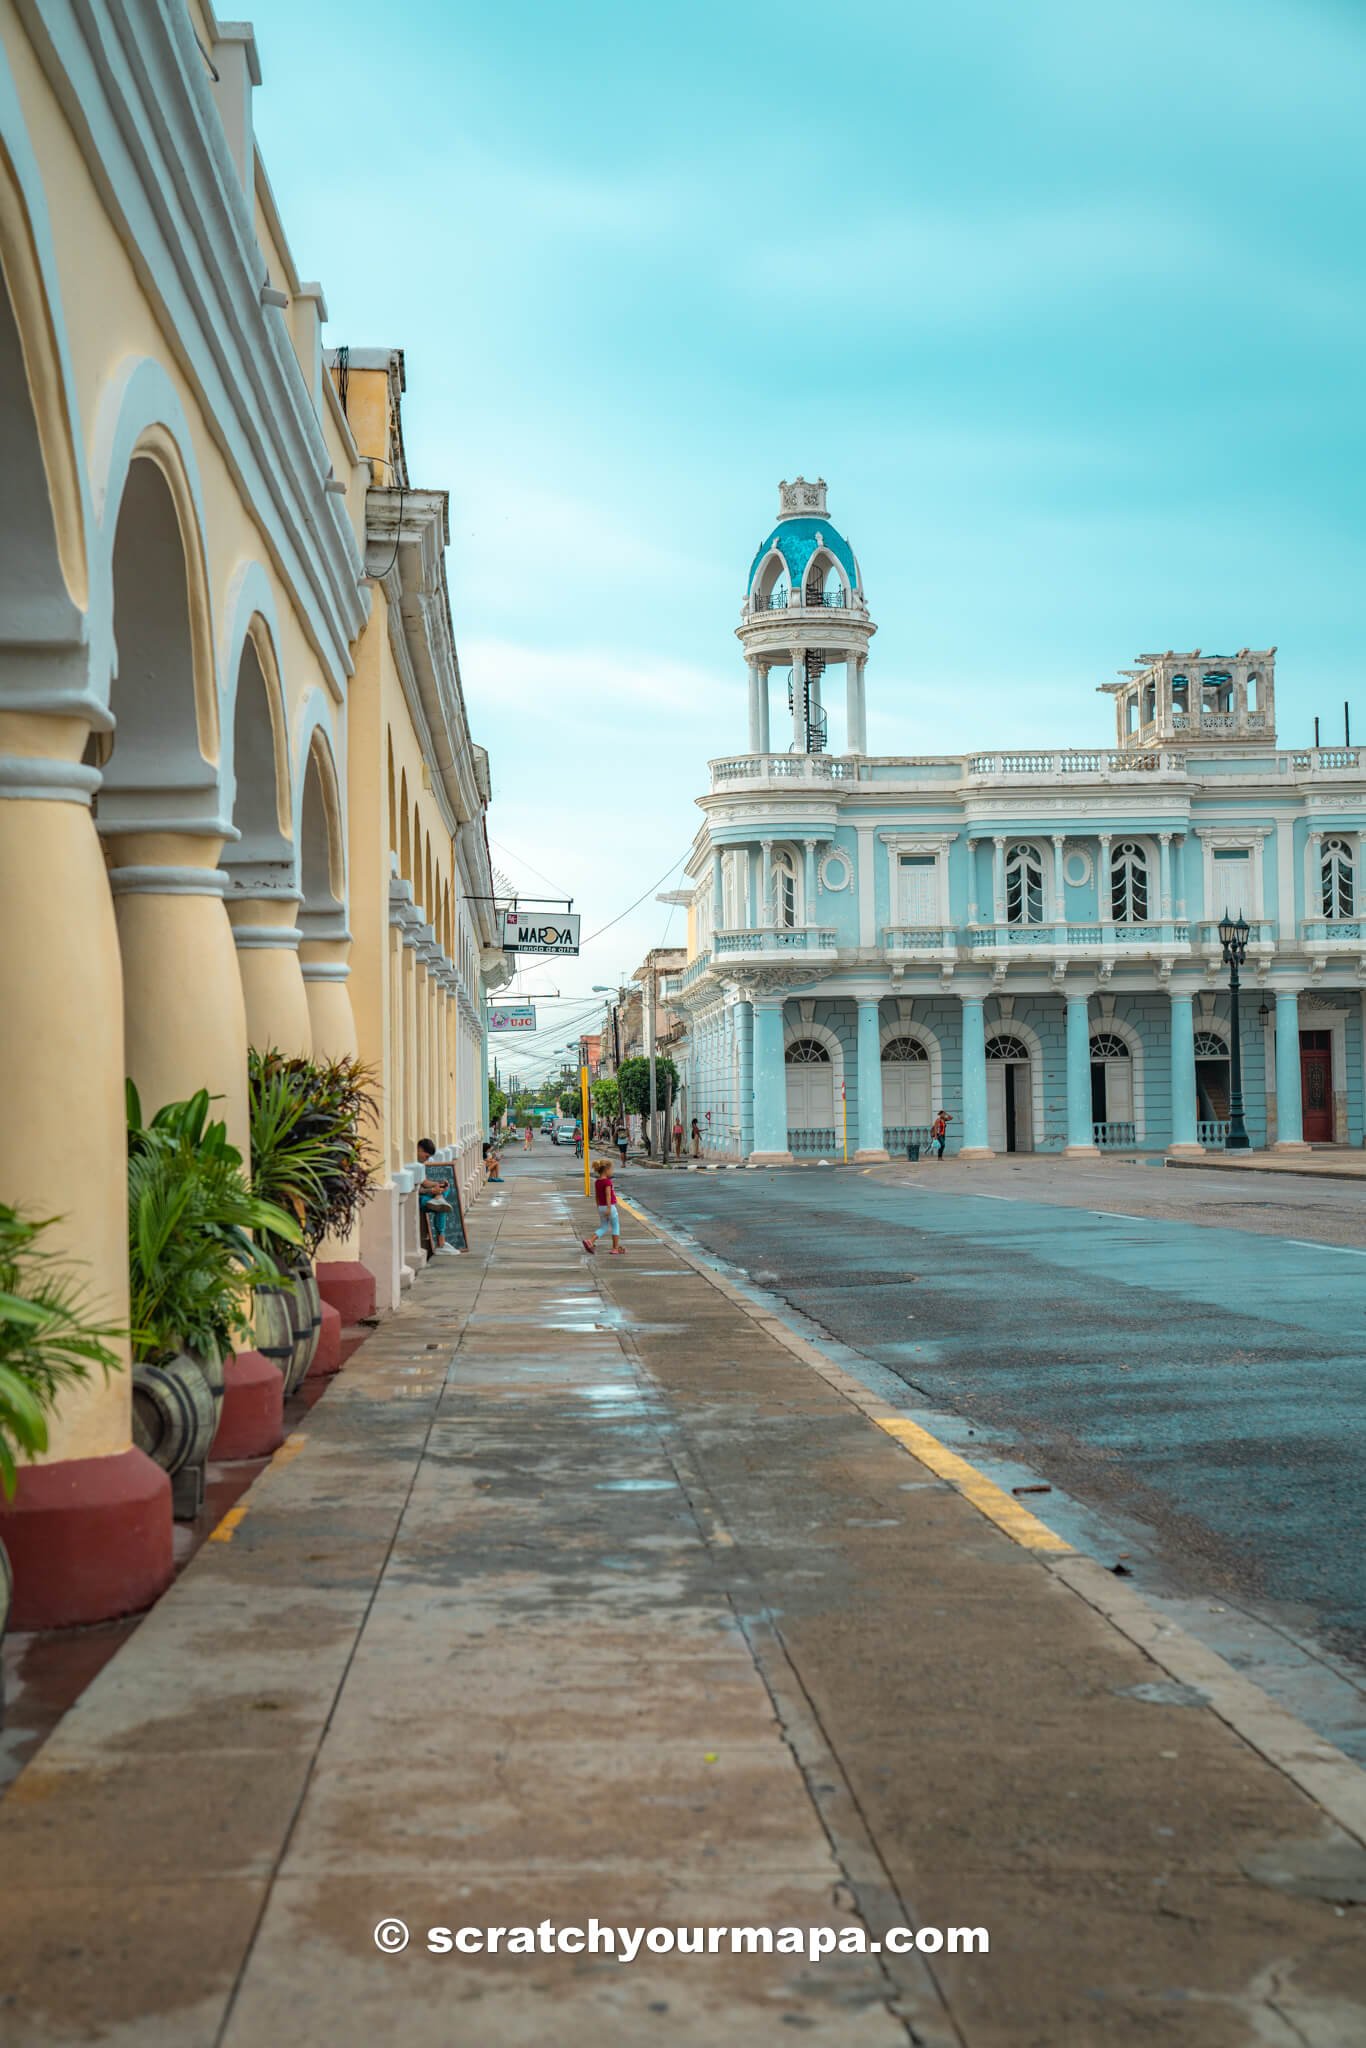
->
xmin=582 ymin=1157 xmax=626 ymax=1257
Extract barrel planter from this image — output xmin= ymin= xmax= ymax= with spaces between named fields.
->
xmin=0 ymin=1537 xmax=12 ymax=1728
xmin=253 ymin=1286 xmax=297 ymax=1395
xmin=282 ymin=1259 xmax=322 ymax=1396
xmin=130 ymin=1348 xmax=221 ymax=1520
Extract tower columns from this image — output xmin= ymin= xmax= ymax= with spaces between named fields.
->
xmin=847 ymin=655 xmax=867 ymax=754
xmin=746 ymin=660 xmax=769 ymax=754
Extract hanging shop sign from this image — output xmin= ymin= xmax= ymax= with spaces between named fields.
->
xmin=499 ymin=909 xmax=581 ymax=956
xmin=488 ymin=1004 xmax=538 ymax=1033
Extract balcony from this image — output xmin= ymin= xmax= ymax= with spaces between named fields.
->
xmin=742 ymin=587 xmax=869 ymax=621
xmin=707 ymin=746 xmax=1366 ymax=794
xmin=712 ymin=753 xmax=859 ymax=787
xmin=1302 ymin=917 xmax=1365 ymax=945
xmin=884 ymin=925 xmax=951 ymax=951
xmin=966 ymin=921 xmax=1192 ymax=951
xmin=713 ymin=926 xmax=838 ymax=956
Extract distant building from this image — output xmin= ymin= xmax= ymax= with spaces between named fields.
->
xmin=670 ymin=478 xmax=1363 ymax=1162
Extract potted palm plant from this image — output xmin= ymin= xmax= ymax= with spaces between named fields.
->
xmin=1 ymin=1204 xmax=123 ymax=1704
xmin=126 ymin=1086 xmax=299 ymax=1517
xmin=248 ymin=1050 xmax=379 ymax=1392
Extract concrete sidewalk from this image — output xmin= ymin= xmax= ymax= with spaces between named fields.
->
xmin=1 ymin=1154 xmax=1364 ymax=2045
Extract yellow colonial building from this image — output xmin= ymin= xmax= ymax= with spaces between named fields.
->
xmin=0 ymin=0 xmax=505 ymax=1627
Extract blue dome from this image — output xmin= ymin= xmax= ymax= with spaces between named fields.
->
xmin=747 ymin=517 xmax=859 ymax=597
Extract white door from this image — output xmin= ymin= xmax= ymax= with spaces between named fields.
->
xmin=1211 ymin=850 xmax=1252 ymax=922
xmin=897 ymin=855 xmax=938 ymax=925
xmin=987 ymin=1063 xmax=1007 ymax=1152
xmin=882 ymin=1060 xmax=931 ymax=1130
xmin=785 ymin=1059 xmax=835 ymax=1131
xmin=1011 ymin=1064 xmax=1034 ymax=1152
xmin=1101 ymin=1058 xmax=1133 ymax=1124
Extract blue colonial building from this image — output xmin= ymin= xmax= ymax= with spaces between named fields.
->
xmin=670 ymin=479 xmax=1366 ymax=1162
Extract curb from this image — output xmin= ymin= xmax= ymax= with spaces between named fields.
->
xmin=617 ymin=1193 xmax=1366 ymax=1853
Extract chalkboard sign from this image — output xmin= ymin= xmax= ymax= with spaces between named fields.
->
xmin=419 ymin=1161 xmax=467 ymax=1251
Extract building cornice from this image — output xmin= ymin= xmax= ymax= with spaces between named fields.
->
xmin=16 ymin=0 xmax=368 ymax=689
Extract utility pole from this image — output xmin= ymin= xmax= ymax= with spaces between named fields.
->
xmin=645 ymin=956 xmax=659 ymax=1164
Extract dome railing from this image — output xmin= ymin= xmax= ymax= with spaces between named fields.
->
xmin=746 ymin=586 xmax=863 ymax=617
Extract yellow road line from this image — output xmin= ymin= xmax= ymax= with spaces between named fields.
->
xmin=208 ymin=1432 xmax=309 ymax=1543
xmin=873 ymin=1416 xmax=1072 ymax=1553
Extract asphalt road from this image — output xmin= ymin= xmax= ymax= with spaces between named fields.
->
xmin=623 ymin=1153 xmax=1366 ymax=1675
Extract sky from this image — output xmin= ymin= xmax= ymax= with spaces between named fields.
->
xmin=251 ymin=0 xmax=1366 ymax=1092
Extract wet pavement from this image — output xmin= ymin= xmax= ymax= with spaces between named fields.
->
xmin=2 ymin=1150 xmax=1365 ymax=2044
xmin=631 ymin=1155 xmax=1366 ymax=1685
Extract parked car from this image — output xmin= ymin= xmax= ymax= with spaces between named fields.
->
xmin=553 ymin=1121 xmax=578 ymax=1146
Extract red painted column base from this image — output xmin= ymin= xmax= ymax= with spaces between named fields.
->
xmin=211 ymin=1350 xmax=285 ymax=1461
xmin=0 ymin=1447 xmax=173 ymax=1630
xmin=308 ymin=1301 xmax=343 ymax=1379
xmin=315 ymin=1259 xmax=376 ymax=1324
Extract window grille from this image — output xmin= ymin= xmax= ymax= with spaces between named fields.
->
xmin=785 ymin=1039 xmax=830 ymax=1064
xmin=1321 ymin=837 xmax=1355 ymax=920
xmin=985 ymin=1035 xmax=1030 ymax=1061
xmin=881 ymin=1037 xmax=928 ymax=1064
xmin=1193 ymin=1030 xmax=1228 ymax=1058
xmin=1089 ymin=1032 xmax=1130 ymax=1061
xmin=1110 ymin=842 xmax=1149 ymax=923
xmin=1005 ymin=845 xmax=1044 ymax=925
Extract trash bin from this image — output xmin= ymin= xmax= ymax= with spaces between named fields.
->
xmin=907 ymin=1141 xmax=921 ymax=1162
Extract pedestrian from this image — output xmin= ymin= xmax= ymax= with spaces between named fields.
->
xmin=615 ymin=1124 xmax=628 ymax=1169
xmin=931 ymin=1108 xmax=952 ymax=1160
xmin=417 ymin=1138 xmax=458 ymax=1256
xmin=582 ymin=1156 xmax=626 ymax=1257
xmin=690 ymin=1117 xmax=701 ymax=1158
xmin=672 ymin=1117 xmax=683 ymax=1158
xmin=486 ymin=1136 xmax=502 ymax=1183
xmin=523 ymin=1122 xmax=533 ymax=1150
xmin=573 ymin=1119 xmax=583 ymax=1159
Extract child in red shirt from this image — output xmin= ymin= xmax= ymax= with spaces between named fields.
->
xmin=583 ymin=1158 xmax=625 ymax=1256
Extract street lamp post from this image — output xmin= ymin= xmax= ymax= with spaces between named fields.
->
xmin=1218 ymin=909 xmax=1252 ymax=1150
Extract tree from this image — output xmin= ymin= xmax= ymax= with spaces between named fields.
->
xmin=557 ymin=1090 xmax=581 ymax=1118
xmin=488 ymin=1085 xmax=507 ymax=1126
xmin=590 ymin=1075 xmax=620 ymax=1124
xmin=616 ymin=1055 xmax=679 ymax=1121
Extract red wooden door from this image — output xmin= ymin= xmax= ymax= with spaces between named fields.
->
xmin=1300 ymin=1031 xmax=1333 ymax=1142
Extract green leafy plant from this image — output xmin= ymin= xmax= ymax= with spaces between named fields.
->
xmin=557 ymin=1090 xmax=581 ymax=1118
xmin=616 ymin=1055 xmax=679 ymax=1121
xmin=590 ymin=1075 xmax=620 ymax=1123
xmin=247 ymin=1050 xmax=380 ymax=1257
xmin=0 ymin=1205 xmax=124 ymax=1500
xmin=488 ymin=1084 xmax=507 ymax=1125
xmin=126 ymin=1084 xmax=299 ymax=1363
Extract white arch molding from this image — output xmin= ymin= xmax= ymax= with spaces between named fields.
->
xmin=878 ymin=1014 xmax=943 ymax=1109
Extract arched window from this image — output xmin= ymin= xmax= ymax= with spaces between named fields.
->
xmin=1005 ymin=845 xmax=1045 ymax=926
xmin=1171 ymin=674 xmax=1189 ymax=723
xmin=785 ymin=1039 xmax=830 ymax=1065
xmin=1111 ymin=841 xmax=1149 ymax=923
xmin=985 ymin=1034 xmax=1030 ymax=1061
xmin=1321 ymin=837 xmax=1355 ymax=920
xmin=1089 ymin=1032 xmax=1129 ymax=1061
xmin=1202 ymin=672 xmax=1232 ymax=714
xmin=1193 ymin=1030 xmax=1228 ymax=1059
xmin=770 ymin=847 xmax=798 ymax=929
xmin=881 ymin=1037 xmax=928 ymax=1065
xmin=803 ymin=552 xmax=846 ymax=609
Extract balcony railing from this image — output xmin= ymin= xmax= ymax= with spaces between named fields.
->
xmin=967 ymin=921 xmax=1191 ymax=948
xmin=709 ymin=746 xmax=1366 ymax=792
xmin=712 ymin=753 xmax=859 ymax=784
xmin=1302 ymin=917 xmax=1364 ymax=943
xmin=883 ymin=925 xmax=950 ymax=950
xmin=1198 ymin=1120 xmax=1230 ymax=1149
xmin=789 ymin=1127 xmax=837 ymax=1156
xmin=680 ymin=952 xmax=713 ymax=990
xmin=745 ymin=588 xmax=863 ymax=618
xmin=885 ymin=1124 xmax=934 ymax=1155
xmin=1093 ymin=1121 xmax=1137 ymax=1148
xmin=713 ymin=926 xmax=838 ymax=954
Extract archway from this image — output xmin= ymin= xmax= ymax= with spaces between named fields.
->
xmin=986 ymin=1033 xmax=1033 ymax=1153
xmin=881 ymin=1035 xmax=932 ymax=1149
xmin=785 ymin=1037 xmax=836 ymax=1154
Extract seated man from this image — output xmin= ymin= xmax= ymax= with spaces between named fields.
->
xmin=417 ymin=1138 xmax=459 ymax=1256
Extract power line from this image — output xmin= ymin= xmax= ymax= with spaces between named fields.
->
xmin=581 ymin=849 xmax=690 ymax=947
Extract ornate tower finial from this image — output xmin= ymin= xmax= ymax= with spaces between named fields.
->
xmin=778 ymin=477 xmax=828 ymax=521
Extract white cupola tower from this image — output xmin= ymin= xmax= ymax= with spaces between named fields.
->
xmin=737 ymin=478 xmax=877 ymax=756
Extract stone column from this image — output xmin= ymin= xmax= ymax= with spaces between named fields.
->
xmin=226 ymin=891 xmax=312 ymax=1056
xmin=106 ymin=832 xmax=251 ymax=1161
xmin=790 ymin=649 xmax=806 ymax=751
xmin=1050 ymin=834 xmax=1066 ymax=930
xmin=959 ymin=994 xmax=992 ymax=1158
xmin=991 ymin=837 xmax=1006 ymax=925
xmin=751 ymin=999 xmax=791 ymax=1163
xmin=1099 ymin=835 xmax=1113 ymax=929
xmin=760 ymin=839 xmax=774 ymax=927
xmin=1064 ymin=991 xmax=1099 ymax=1156
xmin=1159 ymin=833 xmax=1173 ymax=923
xmin=1273 ymin=990 xmax=1307 ymax=1150
xmin=1168 ymin=990 xmax=1202 ymax=1154
xmin=846 ymin=655 xmax=867 ymax=754
xmin=711 ymin=845 xmax=725 ymax=938
xmin=855 ymin=997 xmax=889 ymax=1161
xmin=803 ymin=839 xmax=818 ymax=923
xmin=746 ymin=660 xmax=768 ymax=753
xmin=735 ymin=997 xmax=755 ymax=1158
xmin=0 ymin=719 xmax=172 ymax=1628
xmin=300 ymin=937 xmax=358 ymax=1062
